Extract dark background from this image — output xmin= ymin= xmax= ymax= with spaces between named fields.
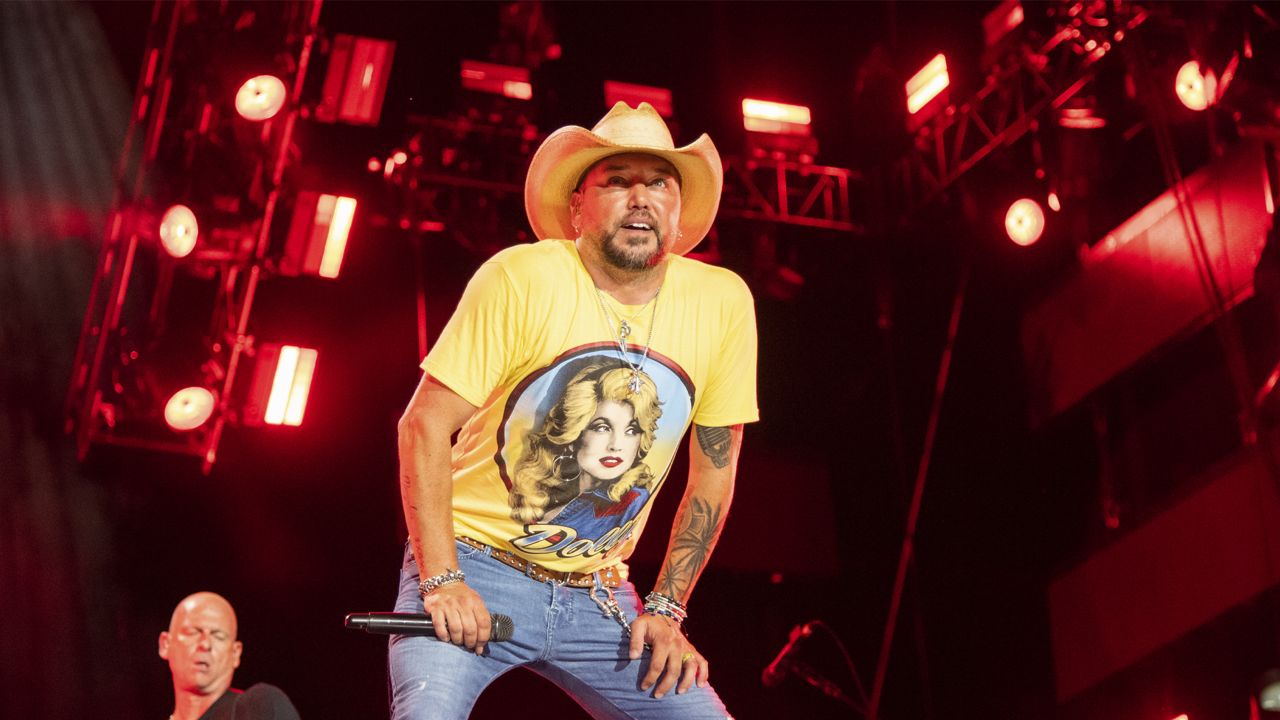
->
xmin=2 ymin=1 xmax=1277 ymax=719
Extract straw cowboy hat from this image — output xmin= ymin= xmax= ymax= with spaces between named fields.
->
xmin=524 ymin=102 xmax=723 ymax=257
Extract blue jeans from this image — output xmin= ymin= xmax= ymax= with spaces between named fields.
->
xmin=388 ymin=540 xmax=732 ymax=719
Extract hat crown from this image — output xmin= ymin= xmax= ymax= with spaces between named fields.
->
xmin=590 ymin=102 xmax=676 ymax=151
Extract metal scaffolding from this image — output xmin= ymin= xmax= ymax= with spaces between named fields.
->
xmin=65 ymin=0 xmax=323 ymax=471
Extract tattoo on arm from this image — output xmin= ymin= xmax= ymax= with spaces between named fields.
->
xmin=695 ymin=425 xmax=731 ymax=469
xmin=657 ymin=496 xmax=724 ymax=600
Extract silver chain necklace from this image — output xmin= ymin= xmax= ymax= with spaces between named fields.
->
xmin=595 ymin=285 xmax=661 ymax=394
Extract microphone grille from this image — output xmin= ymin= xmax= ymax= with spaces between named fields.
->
xmin=491 ymin=613 xmax=515 ymax=642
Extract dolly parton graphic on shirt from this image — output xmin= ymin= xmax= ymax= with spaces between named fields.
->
xmin=495 ymin=344 xmax=694 ymax=561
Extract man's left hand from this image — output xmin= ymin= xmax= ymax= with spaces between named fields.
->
xmin=628 ymin=613 xmax=708 ymax=698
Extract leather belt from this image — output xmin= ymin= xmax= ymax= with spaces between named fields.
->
xmin=457 ymin=536 xmax=621 ymax=588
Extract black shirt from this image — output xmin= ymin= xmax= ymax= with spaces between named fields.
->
xmin=195 ymin=684 xmax=300 ymax=720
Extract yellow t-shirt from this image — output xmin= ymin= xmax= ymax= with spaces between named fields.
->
xmin=422 ymin=239 xmax=759 ymax=575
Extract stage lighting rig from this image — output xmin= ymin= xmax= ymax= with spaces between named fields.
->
xmin=1180 ymin=5 xmax=1280 ymax=140
xmin=67 ymin=0 xmax=328 ymax=472
xmin=890 ymin=1 xmax=1150 ymax=221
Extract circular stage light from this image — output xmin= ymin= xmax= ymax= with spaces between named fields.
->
xmin=164 ymin=387 xmax=216 ymax=431
xmin=1259 ymin=668 xmax=1280 ymax=713
xmin=1005 ymin=198 xmax=1045 ymax=247
xmin=1175 ymin=61 xmax=1216 ymax=111
xmin=159 ymin=204 xmax=198 ymax=258
xmin=235 ymin=75 xmax=287 ymax=121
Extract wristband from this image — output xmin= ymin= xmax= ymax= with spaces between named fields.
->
xmin=418 ymin=568 xmax=465 ymax=598
xmin=643 ymin=591 xmax=688 ymax=625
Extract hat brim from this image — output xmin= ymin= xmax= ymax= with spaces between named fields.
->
xmin=524 ymin=127 xmax=722 ymax=256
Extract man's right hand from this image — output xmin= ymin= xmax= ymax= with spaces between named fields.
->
xmin=421 ymin=582 xmax=492 ymax=655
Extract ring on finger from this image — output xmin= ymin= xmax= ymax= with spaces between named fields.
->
xmin=681 ymin=652 xmax=695 ymax=665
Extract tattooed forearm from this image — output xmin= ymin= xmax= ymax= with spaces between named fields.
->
xmin=695 ymin=425 xmax=731 ymax=469
xmin=656 ymin=496 xmax=724 ymax=600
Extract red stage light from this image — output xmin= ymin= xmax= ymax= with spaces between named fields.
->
xmin=1005 ymin=198 xmax=1045 ymax=246
xmin=742 ymin=98 xmax=812 ymax=135
xmin=1047 ymin=191 xmax=1062 ymax=212
xmin=318 ymin=196 xmax=356 ymax=278
xmin=1175 ymin=61 xmax=1216 ymax=111
xmin=460 ymin=60 xmax=532 ymax=100
xmin=502 ymin=81 xmax=533 ymax=100
xmin=264 ymin=345 xmax=316 ymax=426
xmin=605 ymin=81 xmax=673 ymax=118
xmin=316 ymin=34 xmax=395 ymax=126
xmin=907 ymin=54 xmax=950 ymax=115
xmin=1170 ymin=714 xmax=1189 ymax=720
xmin=235 ymin=75 xmax=287 ymax=121
xmin=244 ymin=344 xmax=317 ymax=427
xmin=392 ymin=150 xmax=408 ymax=165
xmin=281 ymin=193 xmax=357 ymax=279
xmin=159 ymin=204 xmax=199 ymax=258
xmin=982 ymin=0 xmax=1024 ymax=49
xmin=164 ymin=387 xmax=215 ymax=431
xmin=1058 ymin=107 xmax=1107 ymax=129
xmin=243 ymin=344 xmax=317 ymax=427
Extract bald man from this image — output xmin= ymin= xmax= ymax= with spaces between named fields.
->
xmin=159 ymin=592 xmax=300 ymax=720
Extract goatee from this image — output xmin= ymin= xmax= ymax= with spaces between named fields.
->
xmin=601 ymin=230 xmax=666 ymax=270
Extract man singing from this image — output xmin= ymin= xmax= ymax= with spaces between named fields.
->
xmin=391 ymin=102 xmax=758 ymax=718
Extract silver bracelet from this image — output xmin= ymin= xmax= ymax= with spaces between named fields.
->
xmin=418 ymin=568 xmax=465 ymax=598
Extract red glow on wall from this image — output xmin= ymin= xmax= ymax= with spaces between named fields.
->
xmin=605 ymin=81 xmax=673 ymax=118
xmin=742 ymin=98 xmax=812 ymax=136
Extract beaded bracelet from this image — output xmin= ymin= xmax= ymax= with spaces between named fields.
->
xmin=418 ymin=568 xmax=465 ymax=598
xmin=643 ymin=591 xmax=688 ymax=625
